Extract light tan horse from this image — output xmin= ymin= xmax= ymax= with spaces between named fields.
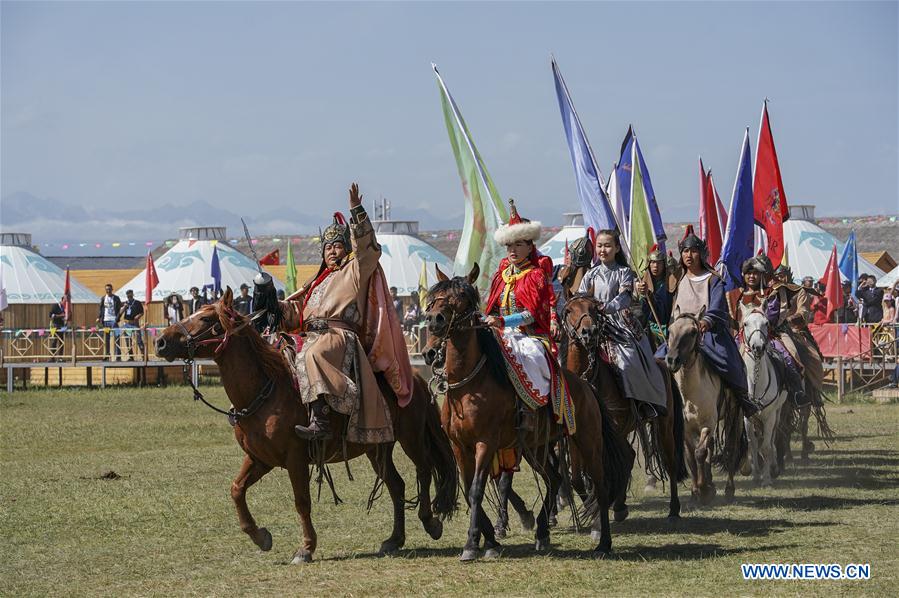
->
xmin=665 ymin=310 xmax=745 ymax=504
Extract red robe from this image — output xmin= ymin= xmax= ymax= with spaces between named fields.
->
xmin=484 ymin=252 xmax=557 ymax=338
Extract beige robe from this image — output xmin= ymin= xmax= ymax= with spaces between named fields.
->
xmin=773 ymin=284 xmax=824 ymax=391
xmin=280 ymin=211 xmax=393 ymax=444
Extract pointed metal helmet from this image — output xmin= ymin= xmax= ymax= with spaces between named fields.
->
xmin=320 ymin=212 xmax=351 ymax=255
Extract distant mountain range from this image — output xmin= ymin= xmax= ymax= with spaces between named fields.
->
xmin=0 ymin=191 xmax=464 ymax=253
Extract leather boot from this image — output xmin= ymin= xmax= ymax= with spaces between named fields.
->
xmin=295 ymin=399 xmax=332 ymax=440
xmin=736 ymin=389 xmax=760 ymax=417
xmin=638 ymin=402 xmax=659 ymax=421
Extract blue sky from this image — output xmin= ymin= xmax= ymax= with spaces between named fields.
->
xmin=2 ymin=0 xmax=897 ymax=239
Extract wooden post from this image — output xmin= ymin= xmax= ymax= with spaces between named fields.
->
xmin=837 ymin=356 xmax=844 ymax=403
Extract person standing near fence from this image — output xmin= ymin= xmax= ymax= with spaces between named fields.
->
xmin=48 ymin=297 xmax=69 ymax=360
xmin=96 ymin=283 xmax=123 ymax=361
xmin=120 ymin=289 xmax=145 ymax=361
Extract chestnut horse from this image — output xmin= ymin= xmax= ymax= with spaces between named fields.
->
xmin=155 ymin=288 xmax=457 ymax=564
xmin=422 ymin=265 xmax=630 ymax=560
xmin=561 ymin=294 xmax=687 ymax=521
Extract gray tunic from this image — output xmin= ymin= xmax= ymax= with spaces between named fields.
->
xmin=579 ymin=262 xmax=667 ymax=408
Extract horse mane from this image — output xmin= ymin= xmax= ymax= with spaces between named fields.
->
xmin=215 ymin=304 xmax=292 ymax=382
xmin=427 ymin=277 xmax=507 ymax=385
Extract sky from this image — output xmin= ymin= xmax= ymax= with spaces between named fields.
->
xmin=2 ymin=0 xmax=897 ymax=245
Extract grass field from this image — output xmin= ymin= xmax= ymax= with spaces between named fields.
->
xmin=2 ymin=387 xmax=897 ymax=596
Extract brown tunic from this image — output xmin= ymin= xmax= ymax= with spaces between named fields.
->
xmin=280 ymin=209 xmax=393 ymax=444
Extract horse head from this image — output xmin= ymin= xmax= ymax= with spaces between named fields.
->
xmin=422 ymin=263 xmax=480 ymax=366
xmin=741 ymin=308 xmax=769 ymax=360
xmin=156 ymin=287 xmax=254 ymax=361
xmin=558 ymin=233 xmax=594 ymax=300
xmin=562 ymin=293 xmax=604 ymax=350
xmin=665 ymin=307 xmax=706 ymax=373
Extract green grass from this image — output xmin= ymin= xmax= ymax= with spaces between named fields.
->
xmin=2 ymin=387 xmax=897 ymax=596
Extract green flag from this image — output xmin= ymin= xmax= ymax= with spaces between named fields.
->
xmin=433 ymin=64 xmax=508 ymax=291
xmin=285 ymin=241 xmax=297 ymax=294
xmin=629 ymin=143 xmax=655 ymax=275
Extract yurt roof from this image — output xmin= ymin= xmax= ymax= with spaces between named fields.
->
xmin=374 ymin=221 xmax=454 ymax=296
xmin=783 ymin=215 xmax=884 ymax=283
xmin=116 ymin=227 xmax=283 ymax=301
xmin=0 ymin=232 xmax=100 ymax=304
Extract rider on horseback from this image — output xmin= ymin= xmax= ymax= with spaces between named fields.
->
xmin=279 ymin=184 xmax=412 ymax=443
xmin=578 ymin=229 xmax=668 ymax=420
xmin=665 ymin=225 xmax=758 ymax=416
xmin=735 ymin=255 xmax=808 ymax=406
xmin=483 ymin=199 xmax=574 ymax=434
xmin=634 ymin=243 xmax=676 ymax=349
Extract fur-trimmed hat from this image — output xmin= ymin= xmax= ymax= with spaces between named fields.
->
xmin=320 ymin=212 xmax=351 ymax=255
xmin=742 ymin=253 xmax=773 ymax=276
xmin=494 ymin=199 xmax=541 ymax=245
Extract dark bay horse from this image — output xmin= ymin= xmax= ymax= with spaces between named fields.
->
xmin=155 ymin=288 xmax=457 ymax=564
xmin=422 ymin=265 xmax=630 ymax=560
xmin=561 ymin=294 xmax=687 ymax=521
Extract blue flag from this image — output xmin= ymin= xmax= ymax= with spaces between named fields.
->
xmin=838 ymin=230 xmax=858 ymax=298
xmin=210 ymin=245 xmax=222 ymax=294
xmin=718 ymin=129 xmax=755 ymax=291
xmin=552 ymin=57 xmax=621 ymax=236
xmin=616 ymin=129 xmax=667 ymax=253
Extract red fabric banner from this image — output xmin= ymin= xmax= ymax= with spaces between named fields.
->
xmin=753 ymin=101 xmax=789 ymax=268
xmin=698 ymin=159 xmax=723 ymax=265
xmin=145 ymin=251 xmax=160 ymax=304
xmin=259 ymin=249 xmax=280 ymax=266
xmin=821 ymin=245 xmax=844 ymax=322
xmin=809 ymin=323 xmax=871 ymax=358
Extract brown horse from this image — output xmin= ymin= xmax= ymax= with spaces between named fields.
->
xmin=561 ymin=294 xmax=687 ymax=521
xmin=422 ymin=265 xmax=630 ymax=560
xmin=155 ymin=288 xmax=458 ymax=564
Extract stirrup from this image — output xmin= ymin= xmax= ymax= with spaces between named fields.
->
xmin=294 ymin=423 xmax=332 ymax=441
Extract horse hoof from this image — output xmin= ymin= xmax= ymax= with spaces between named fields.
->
xmin=548 ymin=515 xmax=558 ymax=528
xmin=724 ymin=488 xmax=736 ymax=503
xmin=740 ymin=461 xmax=752 ymax=476
xmin=459 ymin=548 xmax=479 ymax=562
xmin=424 ymin=517 xmax=443 ymax=540
xmin=379 ymin=538 xmax=404 ymax=556
xmin=493 ymin=526 xmax=507 ymax=540
xmin=535 ymin=536 xmax=551 ymax=552
xmin=483 ymin=547 xmax=501 ymax=560
xmin=613 ymin=506 xmax=629 ymax=523
xmin=290 ymin=551 xmax=312 ymax=565
xmin=254 ymin=527 xmax=273 ymax=552
xmin=520 ymin=511 xmax=536 ymax=532
xmin=803 ymin=441 xmax=816 ymax=453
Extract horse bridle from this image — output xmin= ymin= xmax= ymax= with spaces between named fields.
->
xmin=740 ymin=309 xmax=775 ymax=403
xmin=425 ymin=295 xmax=489 ymax=397
xmin=561 ymin=295 xmax=605 ymax=382
xmin=177 ymin=306 xmax=274 ymax=423
xmin=670 ymin=312 xmax=706 ymax=369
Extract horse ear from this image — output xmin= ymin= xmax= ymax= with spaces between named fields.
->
xmin=222 ymin=286 xmax=234 ymax=306
xmin=697 ymin=305 xmax=707 ymax=322
xmin=467 ymin=263 xmax=480 ymax=285
xmin=435 ymin=264 xmax=449 ymax=283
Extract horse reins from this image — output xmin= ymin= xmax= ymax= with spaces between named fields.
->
xmin=425 ymin=296 xmax=489 ymax=399
xmin=178 ymin=306 xmax=274 ymax=423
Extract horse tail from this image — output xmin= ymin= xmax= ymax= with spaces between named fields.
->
xmin=670 ymin=373 xmax=689 ymax=483
xmin=597 ymin=395 xmax=631 ymax=506
xmin=809 ymin=386 xmax=835 ymax=447
xmin=713 ymin=388 xmax=748 ymax=475
xmin=421 ymin=385 xmax=459 ymax=520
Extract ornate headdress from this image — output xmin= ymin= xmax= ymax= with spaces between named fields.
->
xmin=320 ymin=212 xmax=351 ymax=255
xmin=774 ymin=264 xmax=793 ymax=281
xmin=742 ymin=253 xmax=773 ymax=276
xmin=494 ymin=199 xmax=542 ymax=245
xmin=677 ymin=224 xmax=707 ymax=258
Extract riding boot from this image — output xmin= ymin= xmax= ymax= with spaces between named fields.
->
xmin=637 ymin=401 xmax=659 ymax=421
xmin=787 ymin=369 xmax=810 ymax=407
xmin=295 ymin=398 xmax=332 ymax=440
xmin=735 ymin=389 xmax=760 ymax=417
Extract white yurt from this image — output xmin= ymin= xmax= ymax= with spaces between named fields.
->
xmin=0 ymin=232 xmax=98 ymax=304
xmin=374 ymin=219 xmax=454 ymax=296
xmin=783 ymin=205 xmax=884 ymax=283
xmin=877 ymin=265 xmax=899 ymax=289
xmin=117 ymin=227 xmax=284 ymax=301
xmin=538 ymin=213 xmax=588 ymax=265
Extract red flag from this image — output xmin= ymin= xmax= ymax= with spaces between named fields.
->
xmin=710 ymin=172 xmax=728 ymax=237
xmin=145 ymin=251 xmax=160 ymax=304
xmin=61 ymin=267 xmax=73 ymax=322
xmin=820 ymin=245 xmax=843 ymax=323
xmin=753 ymin=100 xmax=790 ymax=268
xmin=698 ymin=158 xmax=724 ymax=265
xmin=258 ymin=248 xmax=280 ymax=266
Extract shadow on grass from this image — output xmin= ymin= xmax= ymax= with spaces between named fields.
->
xmin=323 ymin=541 xmax=800 ymax=562
xmin=745 ymin=495 xmax=899 ymax=511
xmin=608 ymin=515 xmax=831 ymax=537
